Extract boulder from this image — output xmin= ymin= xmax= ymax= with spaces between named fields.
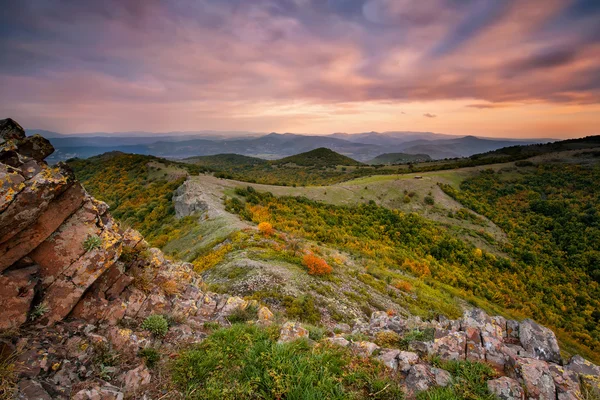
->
xmin=351 ymin=341 xmax=380 ymax=357
xmin=487 ymin=377 xmax=525 ymax=400
xmin=549 ymin=364 xmax=581 ymax=400
xmin=405 ymin=364 xmax=435 ymax=398
xmin=432 ymin=331 xmax=466 ymax=361
xmin=377 ymin=349 xmax=400 ymax=370
xmin=0 ymin=118 xmax=26 ymax=141
xmin=565 ymin=355 xmax=600 ymax=376
xmin=510 ymin=357 xmax=556 ymax=400
xmin=278 ymin=322 xmax=309 ymax=343
xmin=325 ymin=335 xmax=350 ymax=348
xmin=465 ymin=327 xmax=486 ymax=361
xmin=257 ymin=306 xmax=274 ymax=324
xmin=397 ymin=351 xmax=420 ymax=373
xmin=431 ymin=367 xmax=452 ymax=387
xmin=172 ymin=179 xmax=207 ymax=218
xmin=519 ymin=319 xmax=561 ymax=364
xmin=72 ymin=383 xmax=124 ymax=400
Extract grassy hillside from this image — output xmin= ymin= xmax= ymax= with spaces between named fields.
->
xmin=68 ymin=143 xmax=600 ymax=362
xmin=273 ymin=147 xmax=363 ymax=167
xmin=369 ymin=152 xmax=431 ymax=165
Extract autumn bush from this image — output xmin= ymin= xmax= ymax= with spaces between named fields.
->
xmin=302 ymin=254 xmax=333 ymax=276
xmin=258 ymin=221 xmax=274 ymax=236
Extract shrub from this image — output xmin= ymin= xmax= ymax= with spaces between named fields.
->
xmin=393 ymin=280 xmax=413 ymax=292
xmin=302 ymin=254 xmax=333 ymax=276
xmin=424 ymin=196 xmax=435 ymax=205
xmin=283 ymin=295 xmax=321 ymax=324
xmin=258 ymin=221 xmax=274 ymax=236
xmin=375 ymin=330 xmax=401 ymax=348
xmin=141 ymin=315 xmax=169 ymax=337
xmin=227 ymin=305 xmax=259 ymax=324
xmin=83 ymin=234 xmax=102 ymax=252
xmin=138 ymin=348 xmax=160 ymax=368
xmin=172 ymin=324 xmax=403 ymax=400
xmin=304 ymin=324 xmax=326 ymax=341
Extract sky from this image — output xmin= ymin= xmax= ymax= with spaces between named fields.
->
xmin=0 ymin=0 xmax=599 ymax=138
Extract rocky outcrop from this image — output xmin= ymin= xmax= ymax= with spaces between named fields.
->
xmin=173 ymin=179 xmax=210 ymax=218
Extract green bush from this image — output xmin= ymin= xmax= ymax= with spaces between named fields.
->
xmin=138 ymin=348 xmax=160 ymax=368
xmin=141 ymin=315 xmax=169 ymax=337
xmin=83 ymin=234 xmax=103 ymax=252
xmin=227 ymin=305 xmax=259 ymax=324
xmin=424 ymin=196 xmax=435 ymax=206
xmin=173 ymin=324 xmax=403 ymax=400
xmin=283 ymin=295 xmax=321 ymax=324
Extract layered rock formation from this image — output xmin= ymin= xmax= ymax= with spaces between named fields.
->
xmin=0 ymin=118 xmax=598 ymax=399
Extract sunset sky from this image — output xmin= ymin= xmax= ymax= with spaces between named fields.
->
xmin=1 ymin=0 xmax=599 ymax=138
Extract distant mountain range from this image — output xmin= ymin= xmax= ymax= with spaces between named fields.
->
xmin=26 ymin=128 xmax=555 ymax=163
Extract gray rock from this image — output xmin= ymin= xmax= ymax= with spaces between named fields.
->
xmin=565 ymin=355 xmax=600 ymax=376
xmin=397 ymin=351 xmax=420 ymax=373
xmin=377 ymin=349 xmax=400 ymax=370
xmin=405 ymin=364 xmax=435 ymax=398
xmin=519 ymin=319 xmax=561 ymax=364
xmin=173 ymin=180 xmax=208 ymax=218
xmin=510 ymin=357 xmax=556 ymax=400
xmin=487 ymin=377 xmax=525 ymax=400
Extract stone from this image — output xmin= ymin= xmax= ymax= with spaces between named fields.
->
xmin=122 ymin=364 xmax=151 ymax=396
xmin=333 ymin=323 xmax=351 ymax=333
xmin=18 ymin=379 xmax=53 ymax=400
xmin=506 ymin=319 xmax=520 ymax=342
xmin=1 ymin=183 xmax=86 ymax=271
xmin=549 ymin=364 xmax=581 ymax=400
xmin=0 ymin=265 xmax=39 ymax=330
xmin=377 ymin=349 xmax=400 ymax=370
xmin=405 ymin=364 xmax=435 ymax=398
xmin=72 ymin=384 xmax=124 ymax=400
xmin=510 ymin=357 xmax=556 ymax=400
xmin=351 ymin=341 xmax=380 ymax=357
xmin=220 ymin=296 xmax=248 ymax=316
xmin=565 ymin=355 xmax=600 ymax=376
xmin=369 ymin=311 xmax=390 ymax=330
xmin=325 ymin=335 xmax=350 ymax=348
xmin=431 ymin=367 xmax=452 ymax=387
xmin=258 ymin=306 xmax=274 ymax=324
xmin=16 ymin=135 xmax=54 ymax=161
xmin=487 ymin=377 xmax=525 ymax=400
xmin=432 ymin=331 xmax=466 ymax=361
xmin=397 ymin=351 xmax=420 ymax=373
xmin=172 ymin=179 xmax=208 ymax=219
xmin=465 ymin=327 xmax=486 ymax=361
xmin=408 ymin=341 xmax=432 ymax=358
xmin=278 ymin=322 xmax=309 ymax=343
xmin=0 ymin=163 xmax=75 ymax=249
xmin=1 ymin=118 xmax=26 ymax=141
xmin=519 ymin=319 xmax=561 ymax=364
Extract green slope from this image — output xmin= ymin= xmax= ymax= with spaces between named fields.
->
xmin=368 ymin=152 xmax=432 ymax=165
xmin=273 ymin=147 xmax=363 ymax=167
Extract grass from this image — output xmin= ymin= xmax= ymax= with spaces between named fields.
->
xmin=417 ymin=360 xmax=497 ymax=400
xmin=172 ymin=324 xmax=404 ymax=400
xmin=83 ymin=234 xmax=103 ymax=252
xmin=227 ymin=305 xmax=259 ymax=324
xmin=0 ymin=346 xmax=18 ymax=400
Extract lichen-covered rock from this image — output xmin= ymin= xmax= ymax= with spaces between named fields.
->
xmin=173 ymin=179 xmax=207 ymax=218
xmin=397 ymin=351 xmax=420 ymax=373
xmin=432 ymin=331 xmax=466 ymax=361
xmin=565 ymin=355 xmax=600 ymax=376
xmin=121 ymin=364 xmax=151 ymax=396
xmin=0 ymin=265 xmax=38 ymax=330
xmin=405 ymin=364 xmax=436 ymax=398
xmin=0 ymin=118 xmax=26 ymax=141
xmin=220 ymin=296 xmax=248 ymax=316
xmin=465 ymin=326 xmax=485 ymax=361
xmin=278 ymin=322 xmax=309 ymax=343
xmin=72 ymin=383 xmax=124 ymax=400
xmin=17 ymin=379 xmax=53 ymax=400
xmin=431 ymin=367 xmax=452 ymax=387
xmin=487 ymin=377 xmax=525 ymax=400
xmin=549 ymin=364 xmax=581 ymax=400
xmin=519 ymin=319 xmax=561 ymax=364
xmin=377 ymin=349 xmax=400 ymax=370
xmin=326 ymin=335 xmax=350 ymax=348
xmin=351 ymin=341 xmax=380 ymax=357
xmin=258 ymin=306 xmax=274 ymax=324
xmin=509 ymin=357 xmax=556 ymax=400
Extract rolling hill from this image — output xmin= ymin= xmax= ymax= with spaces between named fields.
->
xmin=273 ymin=147 xmax=363 ymax=167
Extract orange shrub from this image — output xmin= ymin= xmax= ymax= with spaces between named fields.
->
xmin=393 ymin=280 xmax=413 ymax=292
xmin=258 ymin=222 xmax=274 ymax=236
xmin=302 ymin=253 xmax=333 ymax=276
